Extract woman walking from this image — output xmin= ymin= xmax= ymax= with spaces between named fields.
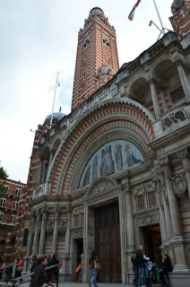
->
xmin=89 ymin=250 xmax=99 ymax=287
xmin=31 ymin=256 xmax=55 ymax=287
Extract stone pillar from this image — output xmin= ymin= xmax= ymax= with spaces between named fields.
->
xmin=83 ymin=203 xmax=89 ymax=283
xmin=177 ymin=62 xmax=190 ymax=102
xmin=39 ymin=159 xmax=44 ymax=184
xmin=162 ymin=157 xmax=189 ymax=271
xmin=52 ymin=210 xmax=59 ymax=255
xmin=47 ymin=151 xmax=54 ymax=174
xmin=159 ymin=89 xmax=168 ymax=113
xmin=150 ymin=79 xmax=161 ymax=120
xmin=27 ymin=221 xmax=35 ymax=257
xmin=62 ymin=208 xmax=72 ymax=277
xmin=178 ymin=149 xmax=190 ymax=199
xmin=154 ymin=179 xmax=168 ymax=242
xmin=39 ymin=209 xmax=47 ymax=255
xmin=156 ymin=167 xmax=173 ymax=239
xmin=32 ymin=211 xmax=41 ymax=256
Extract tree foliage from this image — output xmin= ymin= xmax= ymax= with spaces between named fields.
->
xmin=0 ymin=163 xmax=8 ymax=197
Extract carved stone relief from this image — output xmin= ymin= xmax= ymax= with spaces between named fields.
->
xmin=172 ymin=175 xmax=187 ymax=198
xmin=58 ymin=221 xmax=66 ymax=234
xmin=161 ymin=109 xmax=188 ymax=131
xmin=46 ymin=221 xmax=54 ymax=234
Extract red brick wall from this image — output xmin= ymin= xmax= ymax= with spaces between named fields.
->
xmin=169 ymin=1 xmax=190 ymax=37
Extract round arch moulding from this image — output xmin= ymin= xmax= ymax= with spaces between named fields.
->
xmin=49 ymin=102 xmax=155 ymax=195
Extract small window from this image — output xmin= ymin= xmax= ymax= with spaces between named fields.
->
xmin=14 ymin=201 xmax=19 ymax=210
xmin=84 ymin=54 xmax=87 ymax=62
xmin=0 ymin=213 xmax=4 ymax=222
xmin=137 ymin=195 xmax=146 ymax=211
xmin=4 ymin=185 xmax=9 ymax=192
xmin=82 ymin=96 xmax=85 ymax=103
xmin=170 ymin=86 xmax=185 ymax=104
xmin=16 ymin=188 xmax=21 ymax=196
xmin=83 ymin=73 xmax=86 ymax=80
xmin=1 ymin=198 xmax=6 ymax=207
xmin=106 ymin=53 xmax=110 ymax=60
xmin=22 ymin=229 xmax=29 ymax=247
xmin=11 ymin=215 xmax=16 ymax=224
xmin=148 ymin=191 xmax=157 ymax=208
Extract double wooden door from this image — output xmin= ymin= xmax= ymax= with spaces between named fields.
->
xmin=95 ymin=203 xmax=121 ymax=283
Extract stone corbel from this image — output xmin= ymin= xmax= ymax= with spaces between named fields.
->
xmin=172 ymin=175 xmax=187 ymax=198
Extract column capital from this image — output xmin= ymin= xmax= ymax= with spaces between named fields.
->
xmin=121 ymin=183 xmax=130 ymax=192
xmin=177 ymin=148 xmax=189 ymax=159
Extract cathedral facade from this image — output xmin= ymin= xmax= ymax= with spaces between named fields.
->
xmin=13 ymin=2 xmax=190 ymax=287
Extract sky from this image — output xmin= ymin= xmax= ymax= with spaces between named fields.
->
xmin=0 ymin=0 xmax=173 ymax=183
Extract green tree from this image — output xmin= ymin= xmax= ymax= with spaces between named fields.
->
xmin=0 ymin=163 xmax=8 ymax=196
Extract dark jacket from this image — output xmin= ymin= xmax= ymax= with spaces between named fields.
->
xmin=30 ymin=260 xmax=36 ymax=273
xmin=136 ymin=250 xmax=146 ymax=269
xmin=31 ymin=264 xmax=49 ymax=287
xmin=162 ymin=257 xmax=172 ymax=273
xmin=89 ymin=256 xmax=99 ymax=269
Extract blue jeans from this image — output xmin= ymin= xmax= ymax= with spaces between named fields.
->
xmin=90 ymin=269 xmax=98 ymax=286
xmin=139 ymin=268 xmax=146 ymax=286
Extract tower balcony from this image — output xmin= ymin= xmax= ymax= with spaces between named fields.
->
xmin=32 ymin=183 xmax=49 ymax=200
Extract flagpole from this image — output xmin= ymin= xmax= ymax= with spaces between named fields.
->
xmin=50 ymin=71 xmax=59 ymax=129
xmin=152 ymin=0 xmax=165 ymax=34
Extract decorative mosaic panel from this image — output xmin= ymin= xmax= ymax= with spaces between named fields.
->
xmin=170 ymin=86 xmax=185 ymax=104
xmin=79 ymin=139 xmax=144 ymax=188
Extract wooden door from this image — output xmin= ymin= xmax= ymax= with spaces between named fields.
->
xmin=95 ymin=203 xmax=121 ymax=283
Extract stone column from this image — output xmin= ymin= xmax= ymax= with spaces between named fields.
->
xmin=178 ymin=149 xmax=190 ymax=199
xmin=27 ymin=221 xmax=35 ymax=257
xmin=39 ymin=159 xmax=44 ymax=184
xmin=177 ymin=62 xmax=190 ymax=102
xmin=62 ymin=208 xmax=72 ymax=277
xmin=52 ymin=210 xmax=59 ymax=255
xmin=156 ymin=167 xmax=173 ymax=239
xmin=150 ymin=79 xmax=161 ymax=120
xmin=163 ymin=159 xmax=182 ymax=236
xmin=47 ymin=151 xmax=54 ymax=174
xmin=162 ymin=157 xmax=189 ymax=271
xmin=39 ymin=209 xmax=47 ymax=255
xmin=32 ymin=211 xmax=41 ymax=256
xmin=83 ymin=203 xmax=89 ymax=283
xmin=154 ymin=179 xmax=168 ymax=242
xmin=159 ymin=89 xmax=168 ymax=113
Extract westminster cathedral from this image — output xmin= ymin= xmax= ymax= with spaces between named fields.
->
xmin=7 ymin=1 xmax=190 ymax=287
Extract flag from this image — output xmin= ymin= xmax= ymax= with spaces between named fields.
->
xmin=128 ymin=0 xmax=141 ymax=21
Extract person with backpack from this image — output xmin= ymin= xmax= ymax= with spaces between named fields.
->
xmin=135 ymin=245 xmax=148 ymax=287
xmin=159 ymin=254 xmax=172 ymax=287
xmin=131 ymin=252 xmax=138 ymax=287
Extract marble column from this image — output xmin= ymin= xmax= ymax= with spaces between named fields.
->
xmin=156 ymin=167 xmax=173 ymax=239
xmin=32 ymin=211 xmax=41 ymax=256
xmin=27 ymin=225 xmax=34 ymax=257
xmin=150 ymin=79 xmax=161 ymax=120
xmin=159 ymin=89 xmax=168 ymax=113
xmin=83 ymin=203 xmax=89 ymax=283
xmin=162 ymin=157 xmax=188 ymax=271
xmin=177 ymin=62 xmax=190 ymax=102
xmin=126 ymin=189 xmax=135 ymax=249
xmin=39 ymin=209 xmax=47 ymax=255
xmin=155 ymin=179 xmax=168 ymax=242
xmin=52 ymin=210 xmax=59 ymax=255
xmin=62 ymin=208 xmax=72 ymax=276
xmin=178 ymin=149 xmax=190 ymax=199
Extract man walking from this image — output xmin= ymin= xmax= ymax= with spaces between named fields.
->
xmin=136 ymin=245 xmax=147 ymax=287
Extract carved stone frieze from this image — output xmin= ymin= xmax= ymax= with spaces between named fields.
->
xmin=172 ymin=175 xmax=187 ymax=198
xmin=136 ymin=212 xmax=159 ymax=226
xmin=46 ymin=221 xmax=54 ymax=234
xmin=161 ymin=108 xmax=188 ymax=131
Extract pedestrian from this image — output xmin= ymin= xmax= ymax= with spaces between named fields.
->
xmin=30 ymin=256 xmax=37 ymax=278
xmin=135 ymin=245 xmax=148 ymax=287
xmin=89 ymin=250 xmax=100 ymax=287
xmin=131 ymin=251 xmax=138 ymax=287
xmin=159 ymin=254 xmax=172 ymax=287
xmin=0 ymin=261 xmax=4 ymax=281
xmin=5 ymin=263 xmax=12 ymax=283
xmin=15 ymin=254 xmax=24 ymax=282
xmin=49 ymin=254 xmax=59 ymax=283
xmin=31 ymin=256 xmax=56 ymax=287
xmin=46 ymin=255 xmax=51 ymax=282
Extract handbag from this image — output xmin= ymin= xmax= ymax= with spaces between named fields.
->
xmin=18 ymin=266 xmax=23 ymax=272
xmin=94 ymin=260 xmax=101 ymax=270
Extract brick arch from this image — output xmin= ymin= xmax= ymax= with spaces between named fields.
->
xmin=50 ymin=104 xmax=155 ymax=195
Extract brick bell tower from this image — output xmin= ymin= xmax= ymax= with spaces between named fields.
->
xmin=71 ymin=7 xmax=119 ymax=111
xmin=169 ymin=0 xmax=190 ymax=37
